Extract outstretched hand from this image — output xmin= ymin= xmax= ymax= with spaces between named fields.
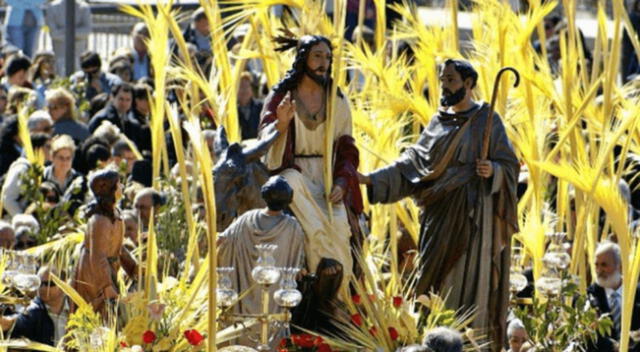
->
xmin=357 ymin=171 xmax=372 ymax=185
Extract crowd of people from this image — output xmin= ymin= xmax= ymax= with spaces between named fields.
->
xmin=0 ymin=4 xmax=274 ymax=347
xmin=0 ymin=1 xmax=639 ymax=351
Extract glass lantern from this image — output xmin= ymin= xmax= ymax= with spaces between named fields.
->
xmin=217 ymin=267 xmax=238 ymax=308
xmin=251 ymin=244 xmax=281 ymax=285
xmin=12 ymin=252 xmax=40 ymax=293
xmin=535 ymin=276 xmax=562 ymax=296
xmin=274 ymin=268 xmax=302 ymax=308
xmin=2 ymin=250 xmax=19 ymax=287
xmin=543 ymin=232 xmax=571 ymax=272
xmin=510 ymin=271 xmax=528 ymax=294
xmin=509 ymin=247 xmax=528 ymax=295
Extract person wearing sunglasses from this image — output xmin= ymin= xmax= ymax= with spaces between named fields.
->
xmin=0 ymin=266 xmax=69 ymax=347
xmin=69 ymin=51 xmax=122 ymax=102
xmin=42 ymin=135 xmax=81 ymax=195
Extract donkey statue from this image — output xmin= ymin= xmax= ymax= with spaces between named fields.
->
xmin=212 ymin=122 xmax=352 ymax=333
xmin=212 ymin=122 xmax=280 ymax=230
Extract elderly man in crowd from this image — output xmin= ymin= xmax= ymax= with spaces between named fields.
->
xmin=0 ymin=267 xmax=69 ymax=347
xmin=397 ymin=327 xmax=464 ymax=352
xmin=133 ymin=187 xmax=166 ymax=232
xmin=11 ymin=213 xmax=39 ymax=249
xmin=587 ymin=241 xmax=640 ymax=352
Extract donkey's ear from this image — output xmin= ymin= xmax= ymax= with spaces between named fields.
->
xmin=214 ymin=125 xmax=229 ymax=158
xmin=242 ymin=122 xmax=280 ymax=163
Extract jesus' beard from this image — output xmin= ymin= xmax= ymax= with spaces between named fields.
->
xmin=304 ymin=65 xmax=328 ymax=87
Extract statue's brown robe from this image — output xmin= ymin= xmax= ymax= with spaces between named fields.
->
xmin=367 ymin=103 xmax=519 ymax=351
xmin=73 ymin=212 xmax=136 ymax=316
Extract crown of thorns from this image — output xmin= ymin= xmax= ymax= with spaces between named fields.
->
xmin=273 ymin=29 xmax=301 ymax=52
xmin=273 ymin=29 xmax=331 ymax=52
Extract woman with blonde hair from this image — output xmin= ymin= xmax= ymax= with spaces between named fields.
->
xmin=46 ymin=88 xmax=89 ymax=142
xmin=43 ymin=135 xmax=82 ymax=195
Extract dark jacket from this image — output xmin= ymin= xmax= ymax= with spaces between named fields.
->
xmin=238 ymin=98 xmax=263 ymax=140
xmin=53 ymin=118 xmax=90 ymax=144
xmin=587 ymin=283 xmax=640 ymax=352
xmin=10 ymin=297 xmax=55 ymax=346
xmin=0 ymin=142 xmax=21 ymax=176
xmin=88 ymin=104 xmax=150 ymax=152
xmin=70 ymin=71 xmax=122 ymax=102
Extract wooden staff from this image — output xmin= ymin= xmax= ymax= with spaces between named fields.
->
xmin=481 ymin=67 xmax=520 ymax=160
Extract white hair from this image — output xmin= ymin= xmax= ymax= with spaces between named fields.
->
xmin=422 ymin=327 xmax=463 ymax=352
xmin=0 ymin=220 xmax=13 ymax=232
xmin=27 ymin=111 xmax=53 ymax=131
xmin=12 ymin=214 xmax=39 ymax=233
xmin=507 ymin=318 xmax=526 ymax=337
xmin=595 ymin=241 xmax=622 ymax=267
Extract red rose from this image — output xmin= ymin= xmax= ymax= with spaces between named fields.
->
xmin=142 ymin=330 xmax=156 ymax=344
xmin=393 ymin=296 xmax=403 ymax=308
xmin=351 ymin=313 xmax=363 ymax=326
xmin=292 ymin=333 xmax=315 ymax=348
xmin=291 ymin=334 xmax=300 ymax=346
xmin=317 ymin=343 xmax=332 ymax=352
xmin=301 ymin=334 xmax=315 ymax=348
xmin=119 ymin=341 xmax=128 ymax=347
xmin=388 ymin=327 xmax=399 ymax=341
xmin=369 ymin=326 xmax=378 ymax=336
xmin=352 ymin=294 xmax=362 ymax=305
xmin=184 ymin=329 xmax=204 ymax=346
xmin=279 ymin=337 xmax=288 ymax=348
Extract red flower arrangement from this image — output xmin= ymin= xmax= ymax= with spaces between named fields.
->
xmin=388 ymin=327 xmax=399 ymax=341
xmin=352 ymin=294 xmax=362 ymax=305
xmin=184 ymin=329 xmax=204 ymax=346
xmin=393 ymin=296 xmax=403 ymax=308
xmin=292 ymin=333 xmax=315 ymax=348
xmin=281 ymin=333 xmax=333 ymax=351
xmin=142 ymin=330 xmax=156 ymax=344
xmin=351 ymin=313 xmax=363 ymax=326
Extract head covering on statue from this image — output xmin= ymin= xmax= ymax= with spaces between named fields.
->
xmin=86 ymin=169 xmax=121 ymax=222
xmin=261 ymin=175 xmax=293 ymax=211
